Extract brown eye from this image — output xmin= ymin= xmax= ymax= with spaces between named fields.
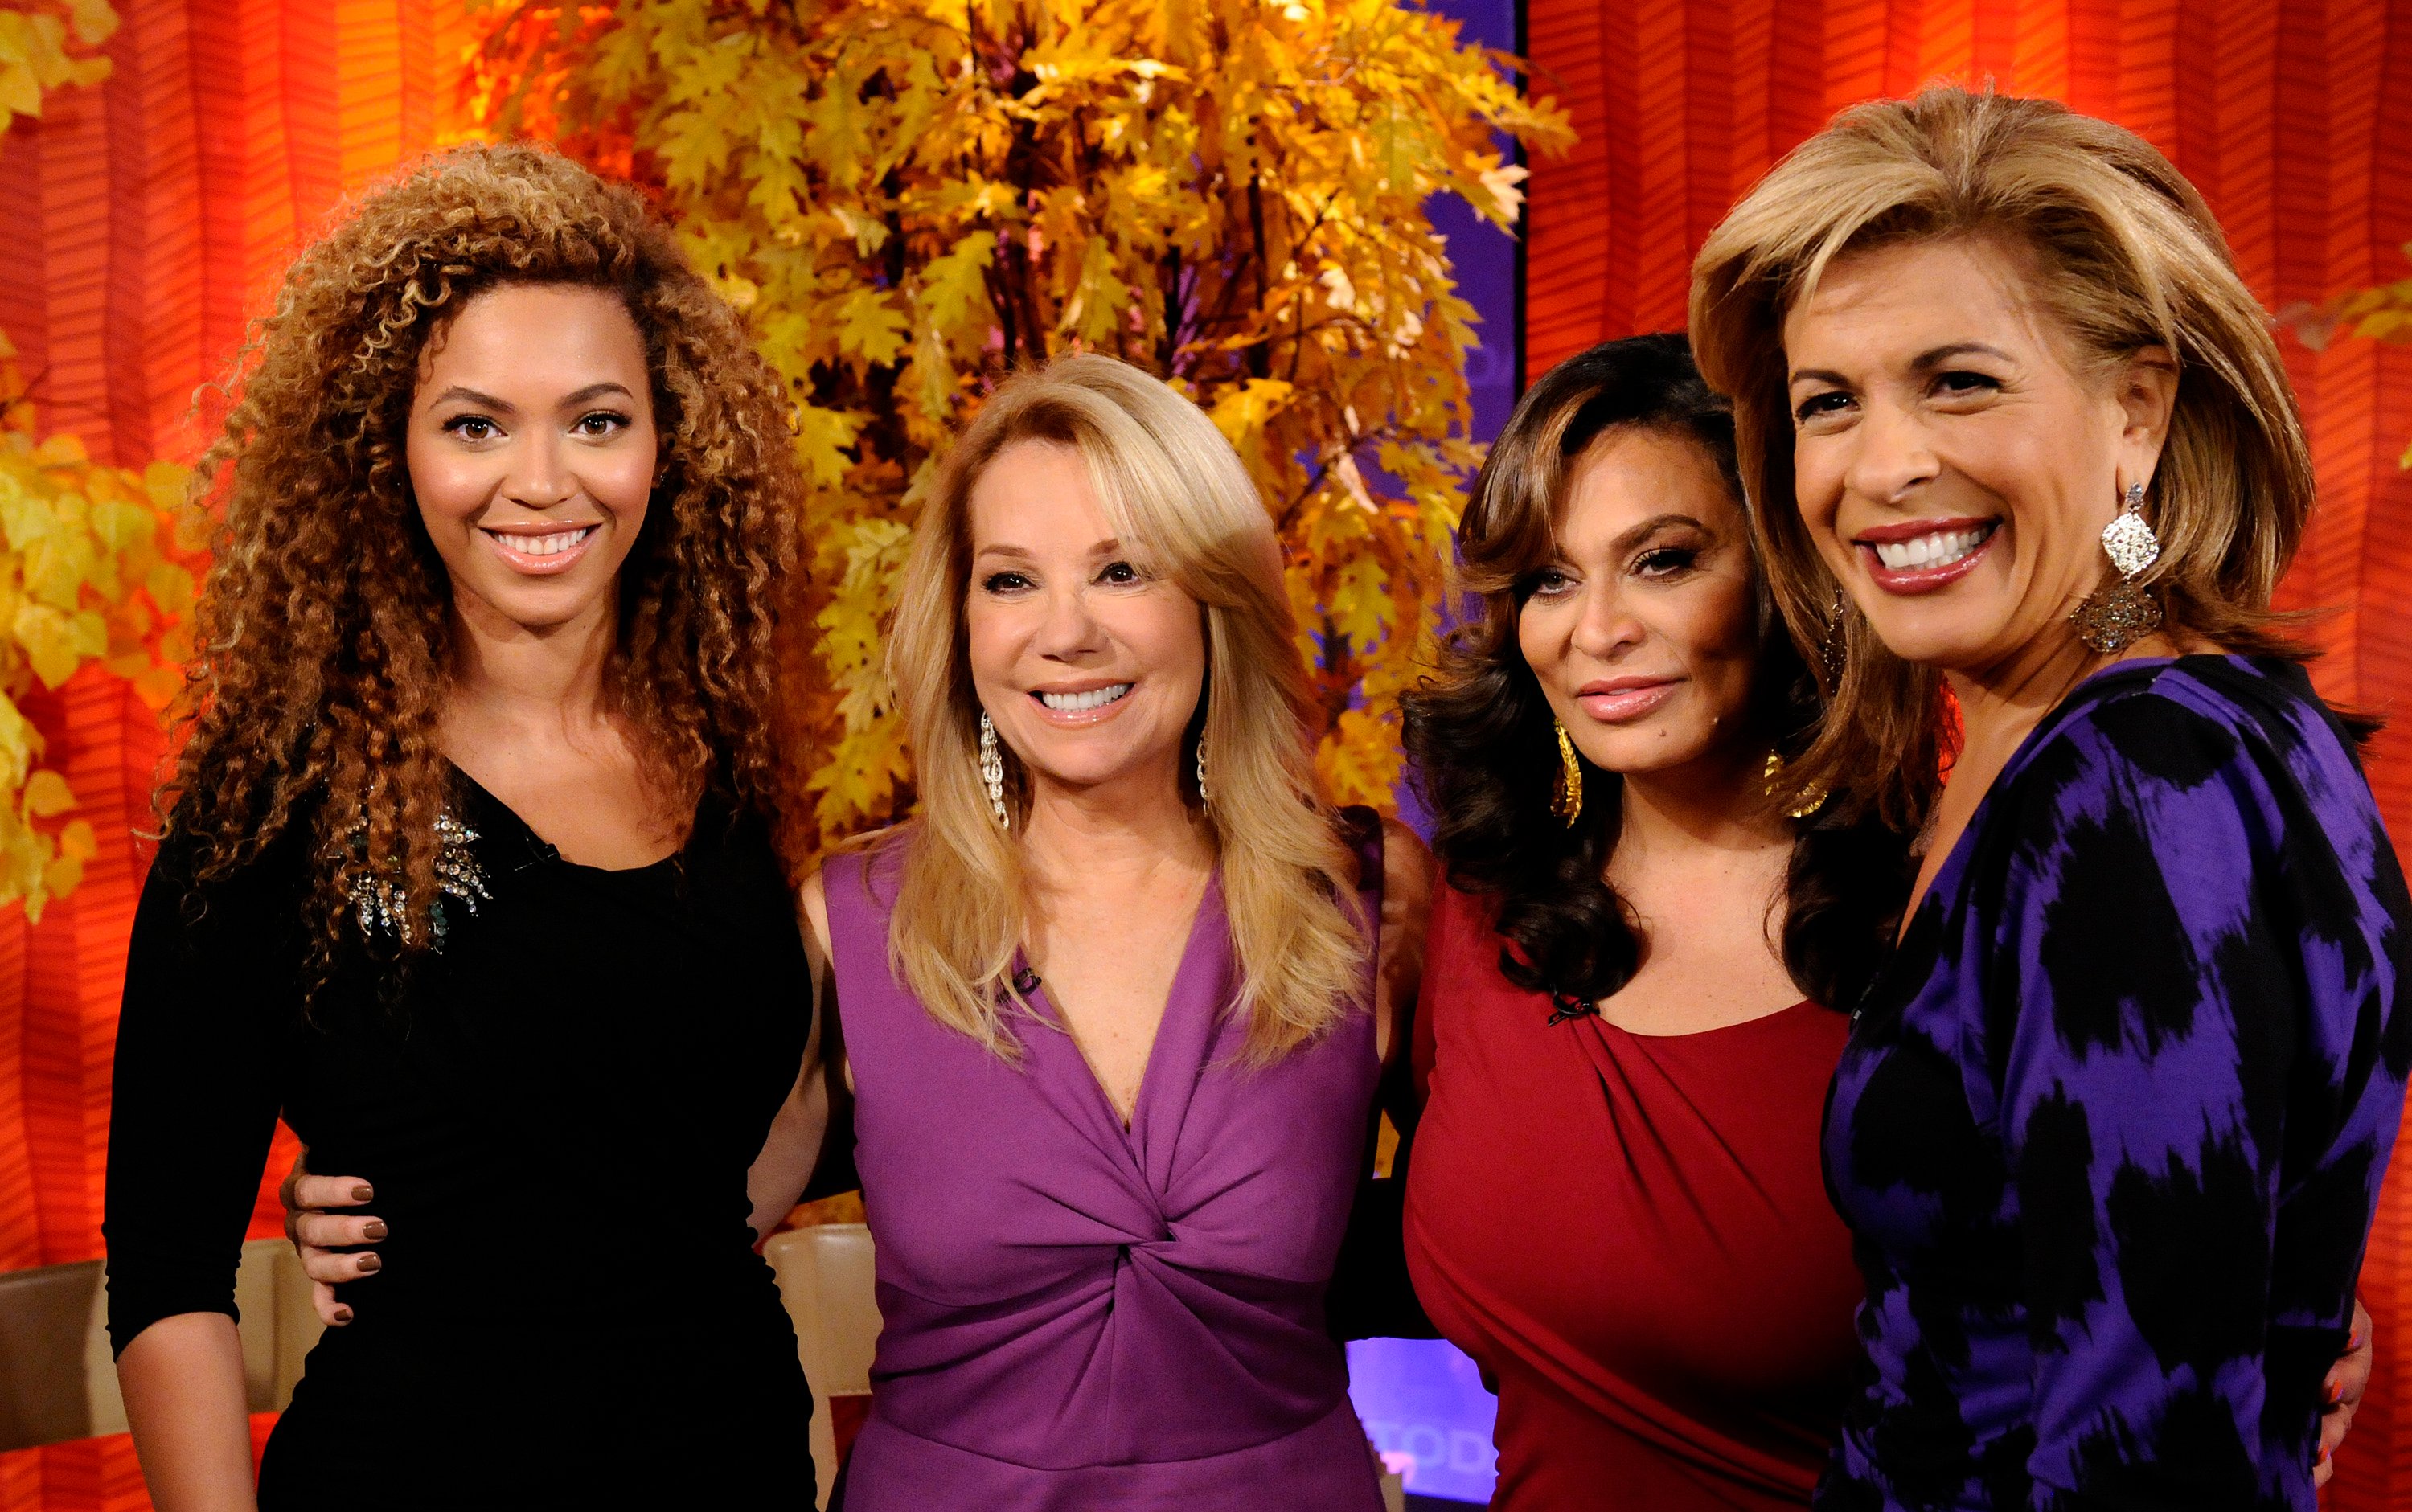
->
xmin=1633 ymin=547 xmax=1699 ymax=578
xmin=1932 ymin=370 xmax=2000 ymax=399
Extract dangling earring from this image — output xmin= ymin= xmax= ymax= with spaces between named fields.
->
xmin=1195 ymin=730 xmax=1211 ymax=811
xmin=978 ymin=711 xmax=1008 ymax=828
xmin=1550 ymin=719 xmax=1583 ymax=826
xmin=1762 ymin=751 xmax=1829 ymax=821
xmin=2070 ymin=481 xmax=2164 ymax=653
xmin=1819 ymin=587 xmax=1847 ymax=682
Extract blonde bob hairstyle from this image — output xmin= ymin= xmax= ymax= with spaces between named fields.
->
xmin=880 ymin=354 xmax=1370 ymax=1063
xmin=1691 ymin=85 xmax=2316 ymax=831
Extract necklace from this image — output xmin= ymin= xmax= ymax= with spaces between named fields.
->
xmin=346 ymin=809 xmax=492 ymax=949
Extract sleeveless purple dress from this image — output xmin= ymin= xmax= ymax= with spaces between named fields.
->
xmin=822 ymin=828 xmax=1387 ymax=1511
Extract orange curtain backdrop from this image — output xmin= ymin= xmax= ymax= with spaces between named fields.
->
xmin=0 ymin=5 xmax=467 ymax=1509
xmin=1521 ymin=1 xmax=2412 ymax=1505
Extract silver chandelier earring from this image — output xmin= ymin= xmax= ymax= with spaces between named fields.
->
xmin=2070 ymin=480 xmax=2164 ymax=654
xmin=1195 ymin=730 xmax=1212 ymax=810
xmin=978 ymin=711 xmax=1008 ymax=828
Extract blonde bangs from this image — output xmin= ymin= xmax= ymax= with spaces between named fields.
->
xmin=880 ymin=354 xmax=1370 ymax=1063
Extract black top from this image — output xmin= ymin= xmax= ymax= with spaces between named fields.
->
xmin=105 ymin=772 xmax=814 ymax=1508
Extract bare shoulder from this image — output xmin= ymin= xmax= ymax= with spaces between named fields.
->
xmin=797 ymin=869 xmax=833 ymax=965
xmin=798 ymin=821 xmax=909 ymax=965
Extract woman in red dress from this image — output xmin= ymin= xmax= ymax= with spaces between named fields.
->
xmin=1397 ymin=334 xmax=1916 ymax=1509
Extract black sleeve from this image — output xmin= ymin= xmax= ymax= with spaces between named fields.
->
xmin=1324 ymin=1164 xmax=1435 ymax=1342
xmin=102 ymin=836 xmax=289 ymax=1358
xmin=800 ymin=963 xmax=859 ymax=1203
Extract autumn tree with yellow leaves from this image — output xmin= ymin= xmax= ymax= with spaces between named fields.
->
xmin=470 ymin=0 xmax=1569 ymax=837
xmin=0 ymin=0 xmax=200 ymax=916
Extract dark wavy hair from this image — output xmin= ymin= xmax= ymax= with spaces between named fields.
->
xmin=164 ymin=143 xmax=810 ymax=988
xmin=1403 ymin=334 xmax=1918 ymax=1013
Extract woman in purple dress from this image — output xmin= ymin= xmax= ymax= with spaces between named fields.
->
xmin=799 ymin=352 xmax=1428 ymax=1508
xmin=1692 ymin=87 xmax=2412 ymax=1508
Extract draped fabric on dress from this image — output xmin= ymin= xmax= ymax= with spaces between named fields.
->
xmin=1405 ymin=883 xmax=1864 ymax=1510
xmin=822 ymin=829 xmax=1387 ymax=1511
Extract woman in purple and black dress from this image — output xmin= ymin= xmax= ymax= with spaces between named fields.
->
xmin=1692 ymin=87 xmax=2412 ymax=1509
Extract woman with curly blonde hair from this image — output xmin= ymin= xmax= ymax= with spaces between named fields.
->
xmin=103 ymin=145 xmax=822 ymax=1509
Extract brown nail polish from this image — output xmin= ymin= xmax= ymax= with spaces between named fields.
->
xmin=333 ymin=1307 xmax=353 ymax=1324
xmin=363 ymin=1219 xmax=388 ymax=1240
xmin=355 ymin=1252 xmax=382 ymax=1272
xmin=352 ymin=1183 xmax=374 ymax=1203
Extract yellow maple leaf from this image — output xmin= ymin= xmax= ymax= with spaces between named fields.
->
xmin=470 ymin=0 xmax=1569 ymax=840
xmin=22 ymin=768 xmax=71 ymax=817
xmin=835 ymin=288 xmax=912 ymax=368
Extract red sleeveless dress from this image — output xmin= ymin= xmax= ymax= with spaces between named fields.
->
xmin=1403 ymin=882 xmax=1864 ymax=1510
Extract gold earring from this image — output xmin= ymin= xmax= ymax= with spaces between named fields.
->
xmin=1551 ymin=719 xmax=1583 ymax=826
xmin=1762 ymin=750 xmax=1829 ymax=821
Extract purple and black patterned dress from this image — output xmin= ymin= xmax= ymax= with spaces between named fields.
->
xmin=1819 ymin=655 xmax=2412 ymax=1511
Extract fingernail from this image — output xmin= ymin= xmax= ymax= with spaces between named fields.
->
xmin=2327 ymin=1379 xmax=2344 ymax=1405
xmin=333 ymin=1306 xmax=353 ymax=1324
xmin=355 ymin=1252 xmax=382 ymax=1272
xmin=2320 ymin=1445 xmax=2332 ymax=1465
xmin=363 ymin=1219 xmax=388 ymax=1240
xmin=2350 ymin=1331 xmax=2365 ymax=1351
xmin=351 ymin=1184 xmax=374 ymax=1203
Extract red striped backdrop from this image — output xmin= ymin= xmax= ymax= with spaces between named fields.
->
xmin=1524 ymin=2 xmax=2412 ymax=1506
xmin=0 ymin=6 xmax=467 ymax=1506
xmin=5 ymin=2 xmax=2412 ymax=1506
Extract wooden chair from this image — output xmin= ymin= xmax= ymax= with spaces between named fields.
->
xmin=764 ymin=1222 xmax=879 ymax=1509
xmin=0 ymin=1239 xmax=321 ymax=1455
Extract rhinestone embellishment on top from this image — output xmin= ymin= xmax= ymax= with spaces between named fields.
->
xmin=347 ymin=810 xmax=492 ymax=949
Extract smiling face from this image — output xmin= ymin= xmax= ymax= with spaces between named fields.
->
xmin=1516 ymin=427 xmax=1766 ymax=780
xmin=1781 ymin=236 xmax=2176 ymax=678
xmin=963 ymin=440 xmax=1208 ymax=801
xmin=405 ymin=282 xmax=658 ymax=637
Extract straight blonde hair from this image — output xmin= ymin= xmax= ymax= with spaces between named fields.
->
xmin=1690 ymin=85 xmax=2316 ymax=830
xmin=882 ymin=354 xmax=1369 ymax=1063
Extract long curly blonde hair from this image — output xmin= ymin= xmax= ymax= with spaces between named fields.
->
xmin=165 ymin=143 xmax=808 ymax=979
